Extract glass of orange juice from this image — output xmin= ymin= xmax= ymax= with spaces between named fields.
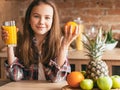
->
xmin=74 ymin=17 xmax=84 ymax=50
xmin=3 ymin=20 xmax=17 ymax=47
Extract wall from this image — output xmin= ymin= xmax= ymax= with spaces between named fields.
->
xmin=0 ymin=0 xmax=18 ymax=48
xmin=0 ymin=0 xmax=120 ymax=48
xmin=0 ymin=0 xmax=31 ymax=48
xmin=57 ymin=0 xmax=120 ymax=30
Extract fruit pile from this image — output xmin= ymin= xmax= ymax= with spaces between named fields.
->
xmin=64 ymin=23 xmax=120 ymax=89
xmin=66 ymin=71 xmax=120 ymax=90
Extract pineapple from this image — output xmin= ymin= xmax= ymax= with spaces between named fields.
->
xmin=83 ymin=28 xmax=109 ymax=81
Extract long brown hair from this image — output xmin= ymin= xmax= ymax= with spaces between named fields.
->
xmin=16 ymin=0 xmax=61 ymax=67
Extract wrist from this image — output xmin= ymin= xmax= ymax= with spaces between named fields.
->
xmin=59 ymin=45 xmax=68 ymax=56
xmin=60 ymin=44 xmax=69 ymax=50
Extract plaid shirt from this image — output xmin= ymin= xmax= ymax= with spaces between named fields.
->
xmin=5 ymin=37 xmax=71 ymax=82
xmin=5 ymin=57 xmax=71 ymax=82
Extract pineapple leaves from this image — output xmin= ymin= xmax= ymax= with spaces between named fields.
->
xmin=83 ymin=33 xmax=96 ymax=51
xmin=83 ymin=27 xmax=106 ymax=60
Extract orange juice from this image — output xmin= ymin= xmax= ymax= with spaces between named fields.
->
xmin=75 ymin=24 xmax=84 ymax=50
xmin=3 ymin=21 xmax=17 ymax=47
xmin=74 ymin=17 xmax=84 ymax=50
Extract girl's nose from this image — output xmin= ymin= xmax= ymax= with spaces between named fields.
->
xmin=39 ymin=17 xmax=45 ymax=24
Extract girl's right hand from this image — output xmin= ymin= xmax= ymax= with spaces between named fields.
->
xmin=1 ymin=26 xmax=9 ymax=42
xmin=1 ymin=26 xmax=19 ymax=42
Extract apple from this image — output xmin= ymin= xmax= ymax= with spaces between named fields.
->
xmin=80 ymin=79 xmax=93 ymax=90
xmin=111 ymin=75 xmax=120 ymax=89
xmin=81 ymin=71 xmax=86 ymax=78
xmin=97 ymin=76 xmax=112 ymax=90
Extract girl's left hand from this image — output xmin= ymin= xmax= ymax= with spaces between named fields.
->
xmin=61 ymin=25 xmax=80 ymax=49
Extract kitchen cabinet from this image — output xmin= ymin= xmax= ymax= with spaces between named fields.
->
xmin=68 ymin=48 xmax=120 ymax=76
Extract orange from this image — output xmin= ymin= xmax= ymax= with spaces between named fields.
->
xmin=66 ymin=71 xmax=84 ymax=88
xmin=65 ymin=21 xmax=78 ymax=34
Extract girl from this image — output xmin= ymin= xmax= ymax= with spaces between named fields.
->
xmin=1 ymin=0 xmax=79 ymax=82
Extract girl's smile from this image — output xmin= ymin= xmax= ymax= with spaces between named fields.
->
xmin=36 ymin=25 xmax=46 ymax=30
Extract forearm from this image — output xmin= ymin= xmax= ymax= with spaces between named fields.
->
xmin=45 ymin=58 xmax=71 ymax=83
xmin=5 ymin=59 xmax=24 ymax=81
xmin=57 ymin=45 xmax=68 ymax=67
xmin=7 ymin=47 xmax=16 ymax=65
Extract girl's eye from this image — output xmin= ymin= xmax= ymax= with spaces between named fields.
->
xmin=34 ymin=15 xmax=39 ymax=18
xmin=46 ymin=17 xmax=52 ymax=20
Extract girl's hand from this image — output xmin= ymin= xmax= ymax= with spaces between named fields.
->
xmin=61 ymin=25 xmax=80 ymax=49
xmin=1 ymin=26 xmax=19 ymax=43
xmin=1 ymin=26 xmax=9 ymax=42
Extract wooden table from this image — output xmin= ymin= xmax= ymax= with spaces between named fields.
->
xmin=68 ymin=48 xmax=120 ymax=75
xmin=0 ymin=80 xmax=118 ymax=90
xmin=0 ymin=80 xmax=67 ymax=90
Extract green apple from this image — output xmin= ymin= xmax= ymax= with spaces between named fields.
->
xmin=111 ymin=75 xmax=120 ymax=89
xmin=97 ymin=76 xmax=112 ymax=90
xmin=81 ymin=71 xmax=86 ymax=77
xmin=80 ymin=79 xmax=93 ymax=90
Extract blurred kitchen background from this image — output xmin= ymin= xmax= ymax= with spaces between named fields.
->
xmin=0 ymin=0 xmax=120 ymax=49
